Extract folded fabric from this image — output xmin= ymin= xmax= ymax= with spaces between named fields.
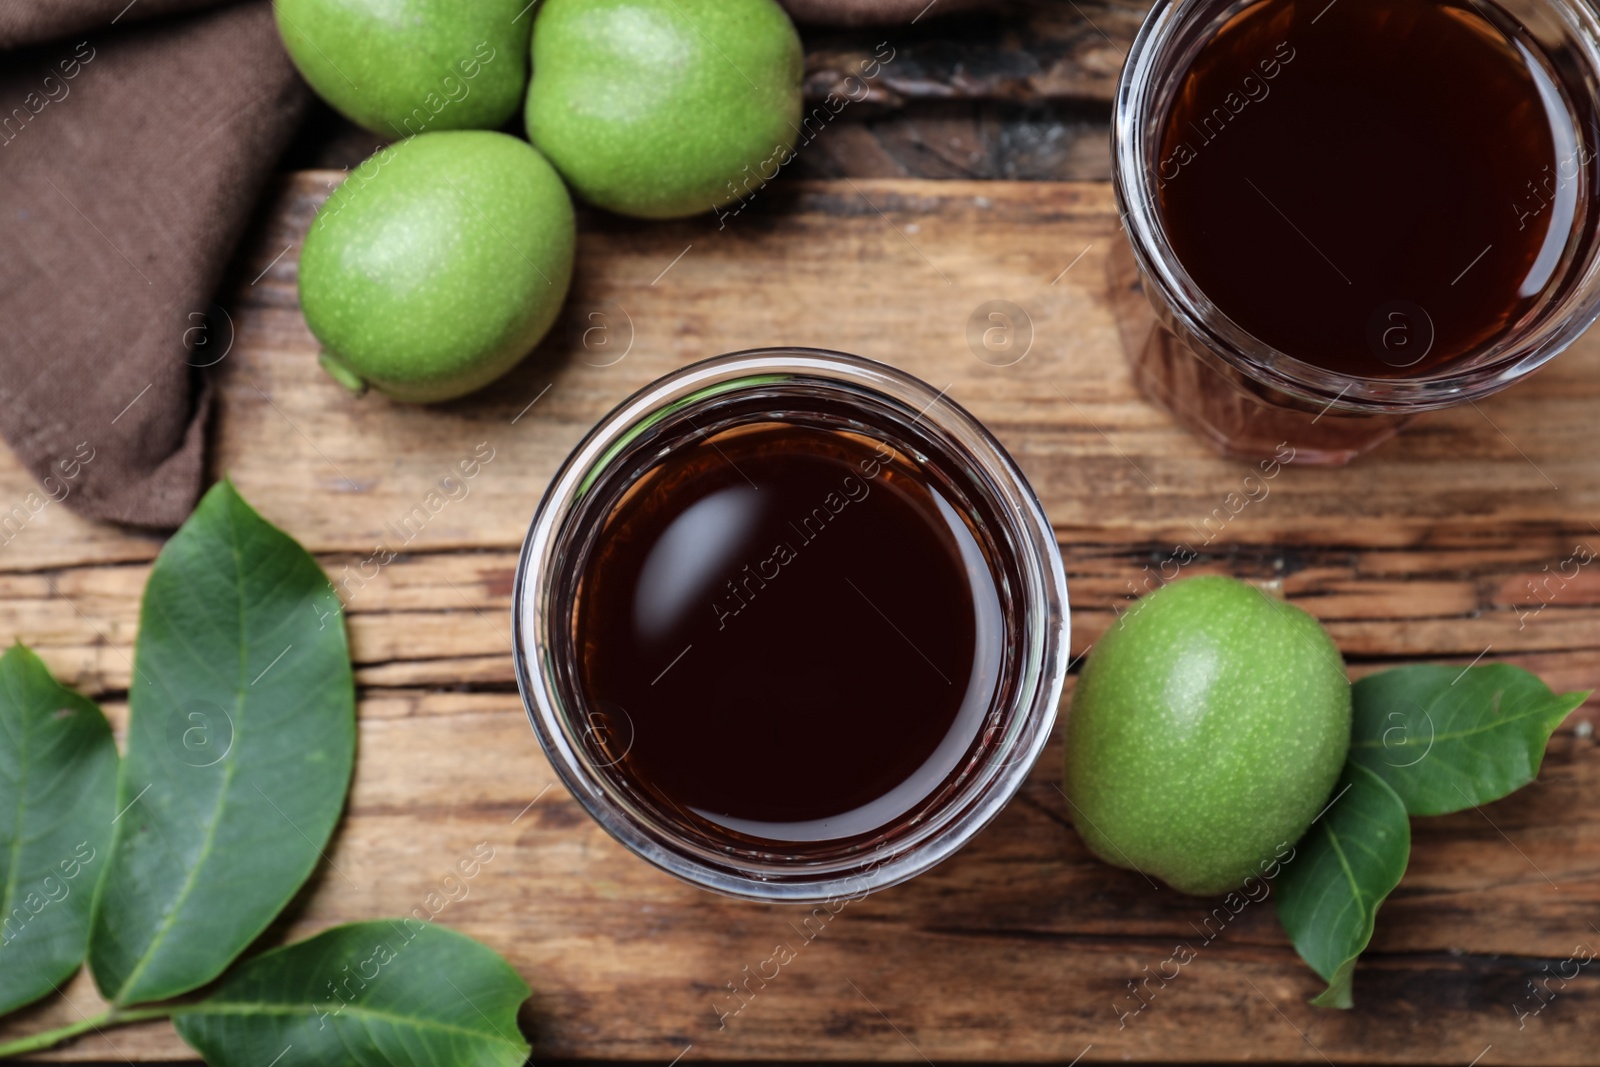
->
xmin=0 ymin=0 xmax=222 ymax=50
xmin=0 ymin=0 xmax=306 ymax=527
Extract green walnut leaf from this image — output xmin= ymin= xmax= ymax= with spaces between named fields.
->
xmin=1348 ymin=664 xmax=1587 ymax=815
xmin=173 ymin=921 xmax=531 ymax=1066
xmin=0 ymin=645 xmax=117 ymax=1017
xmin=1276 ymin=762 xmax=1410 ymax=1009
xmin=89 ymin=480 xmax=355 ymax=1006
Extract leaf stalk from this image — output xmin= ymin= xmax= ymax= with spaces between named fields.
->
xmin=0 ymin=1005 xmax=173 ymax=1059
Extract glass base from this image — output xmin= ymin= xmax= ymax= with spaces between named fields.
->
xmin=1106 ymin=237 xmax=1413 ymax=465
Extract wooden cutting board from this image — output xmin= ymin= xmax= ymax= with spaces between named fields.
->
xmin=3 ymin=176 xmax=1597 ymax=1064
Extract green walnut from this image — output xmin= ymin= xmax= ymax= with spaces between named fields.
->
xmin=525 ymin=0 xmax=803 ymax=219
xmin=1063 ymin=576 xmax=1352 ymax=896
xmin=298 ymin=131 xmax=575 ymax=403
xmin=274 ymin=0 xmax=532 ymax=135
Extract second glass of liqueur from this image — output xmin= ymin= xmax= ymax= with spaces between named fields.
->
xmin=1112 ymin=0 xmax=1600 ymax=463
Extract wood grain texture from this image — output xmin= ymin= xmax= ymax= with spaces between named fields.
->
xmin=804 ymin=0 xmax=1145 ymax=107
xmin=2 ymin=176 xmax=1598 ymax=1063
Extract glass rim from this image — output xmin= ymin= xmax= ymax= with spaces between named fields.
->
xmin=511 ymin=348 xmax=1071 ymax=904
xmin=1112 ymin=0 xmax=1600 ymax=413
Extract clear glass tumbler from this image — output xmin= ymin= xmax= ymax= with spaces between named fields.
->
xmin=1111 ymin=0 xmax=1600 ymax=463
xmin=512 ymin=349 xmax=1070 ymax=903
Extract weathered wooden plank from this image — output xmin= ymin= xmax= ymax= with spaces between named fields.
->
xmin=6 ymin=176 xmax=1600 ymax=573
xmin=5 ymin=690 xmax=1596 ymax=1062
xmin=13 ymin=540 xmax=1600 ymax=696
xmin=804 ymin=1 xmax=1147 ymax=107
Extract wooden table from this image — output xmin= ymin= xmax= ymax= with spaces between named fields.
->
xmin=0 ymin=172 xmax=1596 ymax=1065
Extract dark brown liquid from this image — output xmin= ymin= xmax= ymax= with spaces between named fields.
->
xmin=1156 ymin=0 xmax=1593 ymax=376
xmin=572 ymin=420 xmax=1004 ymax=848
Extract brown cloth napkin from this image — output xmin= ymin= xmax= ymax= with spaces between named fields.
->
xmin=0 ymin=0 xmax=306 ymax=528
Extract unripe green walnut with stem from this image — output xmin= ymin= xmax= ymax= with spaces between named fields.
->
xmin=1064 ymin=576 xmax=1352 ymax=896
xmin=298 ymin=131 xmax=575 ymax=404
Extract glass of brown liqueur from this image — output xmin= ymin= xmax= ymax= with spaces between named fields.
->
xmin=513 ymin=350 xmax=1069 ymax=902
xmin=1112 ymin=0 xmax=1600 ymax=463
